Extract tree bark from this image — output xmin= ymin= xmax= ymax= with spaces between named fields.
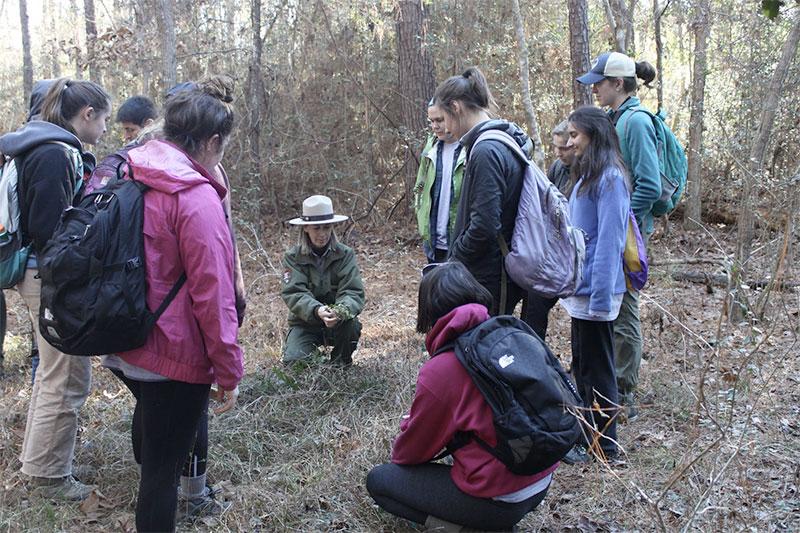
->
xmin=568 ymin=0 xmax=593 ymax=109
xmin=46 ymin=0 xmax=61 ymax=78
xmin=684 ymin=0 xmax=710 ymax=230
xmin=653 ymin=0 xmax=664 ymax=110
xmin=604 ymin=0 xmax=637 ymax=54
xmin=395 ymin=0 xmax=436 ymax=213
xmin=248 ymin=0 xmax=263 ymax=171
xmin=19 ymin=0 xmax=33 ymax=106
xmin=84 ymin=0 xmax=101 ymax=82
xmin=157 ymin=0 xmax=178 ymax=92
xmin=68 ymin=0 xmax=83 ymax=79
xmin=511 ymin=0 xmax=545 ymax=169
xmin=731 ymin=14 xmax=800 ymax=320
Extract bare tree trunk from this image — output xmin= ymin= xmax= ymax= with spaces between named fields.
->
xmin=19 ymin=0 xmax=33 ymax=106
xmin=69 ymin=0 xmax=83 ymax=79
xmin=395 ymin=0 xmax=436 ymax=213
xmin=653 ymin=0 xmax=664 ymax=110
xmin=604 ymin=0 xmax=637 ymax=54
xmin=684 ymin=0 xmax=710 ymax=230
xmin=134 ymin=1 xmax=151 ymax=95
xmin=46 ymin=0 xmax=61 ymax=78
xmin=731 ymin=14 xmax=800 ymax=321
xmin=511 ymin=0 xmax=545 ymax=169
xmin=84 ymin=0 xmax=101 ymax=82
xmin=568 ymin=0 xmax=593 ymax=109
xmin=248 ymin=0 xmax=263 ymax=172
xmin=157 ymin=0 xmax=177 ymax=92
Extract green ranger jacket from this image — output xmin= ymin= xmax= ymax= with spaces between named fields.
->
xmin=281 ymin=242 xmax=365 ymax=327
xmin=413 ymin=134 xmax=467 ymax=246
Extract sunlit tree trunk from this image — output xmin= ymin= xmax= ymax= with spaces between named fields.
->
xmin=248 ymin=0 xmax=263 ymax=169
xmin=684 ymin=0 xmax=710 ymax=229
xmin=511 ymin=0 xmax=545 ymax=169
xmin=157 ymin=0 xmax=177 ymax=91
xmin=568 ymin=0 xmax=593 ymax=109
xmin=84 ymin=0 xmax=101 ymax=83
xmin=19 ymin=0 xmax=33 ymax=106
xmin=604 ymin=0 xmax=637 ymax=54
xmin=731 ymin=14 xmax=800 ymax=321
xmin=653 ymin=0 xmax=665 ymax=110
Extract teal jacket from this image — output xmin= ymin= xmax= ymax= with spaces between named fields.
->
xmin=413 ymin=135 xmax=466 ymax=246
xmin=612 ymin=97 xmax=661 ymax=236
xmin=281 ymin=242 xmax=365 ymax=328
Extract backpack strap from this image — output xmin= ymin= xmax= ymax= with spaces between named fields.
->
xmin=150 ymin=273 xmax=188 ymax=323
xmin=472 ymin=130 xmax=527 ymax=312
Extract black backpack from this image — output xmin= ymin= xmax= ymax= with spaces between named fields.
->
xmin=38 ymin=168 xmax=186 ymax=356
xmin=440 ymin=315 xmax=582 ymax=475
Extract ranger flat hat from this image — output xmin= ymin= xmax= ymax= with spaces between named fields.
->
xmin=288 ymin=195 xmax=349 ymax=225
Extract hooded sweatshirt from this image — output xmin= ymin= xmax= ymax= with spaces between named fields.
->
xmin=0 ymin=120 xmax=88 ymax=255
xmin=117 ymin=139 xmax=243 ymax=390
xmin=449 ymin=119 xmax=532 ymax=287
xmin=392 ymin=303 xmax=557 ymax=499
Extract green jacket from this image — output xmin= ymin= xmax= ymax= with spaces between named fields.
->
xmin=612 ymin=96 xmax=662 ymax=236
xmin=413 ymin=135 xmax=467 ymax=246
xmin=281 ymin=241 xmax=365 ymax=327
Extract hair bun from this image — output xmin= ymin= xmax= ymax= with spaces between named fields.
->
xmin=200 ymin=75 xmax=234 ymax=104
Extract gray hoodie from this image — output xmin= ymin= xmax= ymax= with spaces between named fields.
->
xmin=0 ymin=121 xmax=87 ymax=254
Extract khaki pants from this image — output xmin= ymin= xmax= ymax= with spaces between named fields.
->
xmin=17 ymin=268 xmax=91 ymax=478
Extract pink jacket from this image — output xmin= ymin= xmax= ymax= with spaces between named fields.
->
xmin=119 ymin=140 xmax=243 ymax=390
xmin=391 ymin=303 xmax=557 ymax=498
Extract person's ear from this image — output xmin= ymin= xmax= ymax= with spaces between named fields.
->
xmin=450 ymin=100 xmax=463 ymax=116
xmin=82 ymin=106 xmax=96 ymax=122
xmin=142 ymin=118 xmax=155 ymax=128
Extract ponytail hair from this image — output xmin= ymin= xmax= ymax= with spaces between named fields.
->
xmin=163 ymin=75 xmax=235 ymax=157
xmin=433 ymin=66 xmax=499 ymax=117
xmin=622 ymin=60 xmax=657 ymax=92
xmin=40 ymin=78 xmax=111 ymax=134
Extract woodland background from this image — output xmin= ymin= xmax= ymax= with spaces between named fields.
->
xmin=0 ymin=0 xmax=799 ymax=532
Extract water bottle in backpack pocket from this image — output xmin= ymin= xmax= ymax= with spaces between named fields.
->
xmin=622 ymin=209 xmax=648 ymax=291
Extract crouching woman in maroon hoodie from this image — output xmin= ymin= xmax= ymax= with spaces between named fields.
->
xmin=366 ymin=262 xmax=557 ymax=532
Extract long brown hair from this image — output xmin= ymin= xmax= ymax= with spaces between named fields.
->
xmin=40 ymin=78 xmax=111 ymax=135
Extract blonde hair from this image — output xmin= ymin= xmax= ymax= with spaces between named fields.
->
xmin=297 ymin=226 xmax=338 ymax=256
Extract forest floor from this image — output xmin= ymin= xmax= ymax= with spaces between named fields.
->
xmin=0 ymin=219 xmax=798 ymax=532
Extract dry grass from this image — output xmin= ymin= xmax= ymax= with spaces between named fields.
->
xmin=0 ymin=224 xmax=799 ymax=532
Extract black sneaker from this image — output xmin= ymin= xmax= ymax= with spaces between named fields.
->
xmin=562 ymin=445 xmax=590 ymax=465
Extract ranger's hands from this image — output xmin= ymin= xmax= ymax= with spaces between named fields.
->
xmin=316 ymin=305 xmax=340 ymax=328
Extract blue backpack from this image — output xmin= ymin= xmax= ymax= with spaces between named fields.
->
xmin=621 ymin=107 xmax=688 ymax=217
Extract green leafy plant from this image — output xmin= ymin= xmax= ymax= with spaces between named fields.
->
xmin=329 ymin=303 xmax=354 ymax=321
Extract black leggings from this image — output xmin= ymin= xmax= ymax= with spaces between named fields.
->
xmin=366 ymin=462 xmax=548 ymax=531
xmin=113 ymin=372 xmax=209 ymax=532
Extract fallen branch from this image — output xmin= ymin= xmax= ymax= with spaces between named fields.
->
xmin=671 ymin=271 xmax=800 ymax=290
xmin=650 ymin=257 xmax=724 ymax=267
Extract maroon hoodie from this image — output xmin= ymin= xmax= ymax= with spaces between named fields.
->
xmin=391 ymin=303 xmax=558 ymax=498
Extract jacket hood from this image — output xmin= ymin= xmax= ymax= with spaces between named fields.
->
xmin=27 ymin=79 xmax=57 ymax=122
xmin=0 ymin=120 xmax=82 ymax=157
xmin=126 ymin=139 xmax=227 ymax=198
xmin=425 ymin=303 xmax=490 ymax=355
xmin=460 ymin=119 xmax=533 ymax=158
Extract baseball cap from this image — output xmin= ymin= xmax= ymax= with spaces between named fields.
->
xmin=577 ymin=52 xmax=635 ymax=85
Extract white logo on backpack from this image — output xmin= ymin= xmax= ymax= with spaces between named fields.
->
xmin=498 ymin=354 xmax=515 ymax=368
